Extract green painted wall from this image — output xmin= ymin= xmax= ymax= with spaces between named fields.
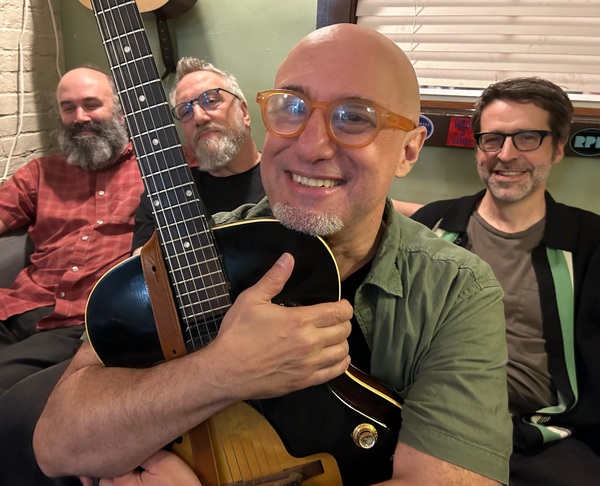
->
xmin=60 ymin=1 xmax=599 ymax=214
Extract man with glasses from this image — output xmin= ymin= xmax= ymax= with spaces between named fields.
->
xmin=413 ymin=77 xmax=600 ymax=485
xmin=35 ymin=24 xmax=511 ymax=485
xmin=132 ymin=57 xmax=265 ymax=253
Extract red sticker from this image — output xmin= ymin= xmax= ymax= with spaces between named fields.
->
xmin=447 ymin=117 xmax=475 ymax=148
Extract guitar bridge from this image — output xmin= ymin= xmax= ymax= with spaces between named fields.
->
xmin=223 ymin=459 xmax=324 ymax=486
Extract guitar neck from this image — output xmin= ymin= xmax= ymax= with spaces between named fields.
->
xmin=89 ymin=0 xmax=231 ymax=343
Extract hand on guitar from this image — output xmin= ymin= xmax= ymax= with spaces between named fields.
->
xmin=204 ymin=252 xmax=353 ymax=399
xmin=79 ymin=450 xmax=201 ymax=486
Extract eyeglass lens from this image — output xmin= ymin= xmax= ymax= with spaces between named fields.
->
xmin=175 ymin=89 xmax=224 ymax=121
xmin=478 ymin=131 xmax=546 ymax=152
xmin=264 ymin=92 xmax=380 ymax=147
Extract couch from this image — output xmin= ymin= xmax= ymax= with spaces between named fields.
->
xmin=0 ymin=228 xmax=33 ymax=288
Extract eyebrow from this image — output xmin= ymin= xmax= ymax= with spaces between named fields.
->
xmin=279 ymin=85 xmax=377 ymax=105
xmin=59 ymin=97 xmax=103 ymax=107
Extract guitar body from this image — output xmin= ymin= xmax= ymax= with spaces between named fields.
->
xmin=86 ymin=218 xmax=402 ymax=484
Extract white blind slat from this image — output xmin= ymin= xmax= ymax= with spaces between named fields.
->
xmin=357 ymin=0 xmax=600 ymax=101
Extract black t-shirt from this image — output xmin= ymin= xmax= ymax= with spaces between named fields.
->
xmin=342 ymin=260 xmax=373 ymax=374
xmin=131 ymin=164 xmax=265 ymax=251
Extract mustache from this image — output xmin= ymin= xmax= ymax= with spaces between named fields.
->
xmin=194 ymin=124 xmax=221 ymax=138
xmin=67 ymin=121 xmax=105 ymax=137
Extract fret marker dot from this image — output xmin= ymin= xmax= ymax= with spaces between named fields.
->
xmin=153 ymin=200 xmax=160 ymax=207
xmin=183 ymin=242 xmax=191 ymax=249
xmin=152 ymin=139 xmax=159 ymax=145
xmin=185 ymin=190 xmax=193 ymax=197
xmin=139 ymin=95 xmax=146 ymax=102
xmin=124 ymin=46 xmax=131 ymax=53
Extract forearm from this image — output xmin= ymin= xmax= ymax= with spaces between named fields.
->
xmin=34 ymin=344 xmax=236 ymax=478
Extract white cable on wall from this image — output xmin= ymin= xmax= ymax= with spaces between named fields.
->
xmin=1 ymin=0 xmax=29 ymax=185
xmin=1 ymin=0 xmax=63 ymax=185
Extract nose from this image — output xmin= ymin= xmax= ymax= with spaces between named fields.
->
xmin=497 ymin=135 xmax=519 ymax=161
xmin=192 ymin=103 xmax=211 ymax=125
xmin=74 ymin=106 xmax=92 ymax=124
xmin=295 ymin=109 xmax=336 ymax=163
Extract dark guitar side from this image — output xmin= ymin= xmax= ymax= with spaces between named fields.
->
xmin=86 ymin=217 xmax=403 ymax=485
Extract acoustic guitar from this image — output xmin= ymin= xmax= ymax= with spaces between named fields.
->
xmin=84 ymin=1 xmax=403 ymax=484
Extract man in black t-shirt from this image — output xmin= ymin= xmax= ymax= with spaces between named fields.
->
xmin=132 ymin=57 xmax=265 ymax=252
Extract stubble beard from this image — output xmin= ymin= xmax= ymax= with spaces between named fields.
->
xmin=477 ymin=158 xmax=552 ymax=203
xmin=58 ymin=114 xmax=129 ymax=171
xmin=192 ymin=113 xmax=249 ymax=172
xmin=271 ymin=202 xmax=344 ymax=237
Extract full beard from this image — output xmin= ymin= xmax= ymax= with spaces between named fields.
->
xmin=58 ymin=115 xmax=129 ymax=171
xmin=191 ymin=115 xmax=248 ymax=172
xmin=271 ymin=202 xmax=344 ymax=237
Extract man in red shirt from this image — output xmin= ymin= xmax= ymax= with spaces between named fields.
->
xmin=0 ymin=66 xmax=143 ymax=486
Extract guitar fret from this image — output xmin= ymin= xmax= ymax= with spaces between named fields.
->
xmin=181 ymin=301 xmax=231 ymax=319
xmin=123 ymin=101 xmax=172 ymax=119
xmin=141 ymin=166 xmax=190 ymax=181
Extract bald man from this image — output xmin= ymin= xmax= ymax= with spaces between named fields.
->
xmin=0 ymin=66 xmax=143 ymax=485
xmin=35 ymin=25 xmax=511 ymax=485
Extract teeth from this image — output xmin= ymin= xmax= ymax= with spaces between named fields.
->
xmin=292 ymin=173 xmax=339 ymax=188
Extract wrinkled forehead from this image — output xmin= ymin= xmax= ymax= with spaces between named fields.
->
xmin=56 ymin=69 xmax=113 ymax=105
xmin=176 ymin=70 xmax=228 ymax=102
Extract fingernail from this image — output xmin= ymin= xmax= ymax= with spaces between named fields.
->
xmin=276 ymin=252 xmax=292 ymax=266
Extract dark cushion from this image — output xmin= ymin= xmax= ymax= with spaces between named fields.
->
xmin=0 ymin=227 xmax=33 ymax=288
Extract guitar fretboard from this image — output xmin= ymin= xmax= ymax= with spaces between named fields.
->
xmin=90 ymin=0 xmax=231 ymax=347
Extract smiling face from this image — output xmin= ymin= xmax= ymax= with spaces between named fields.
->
xmin=476 ymin=100 xmax=564 ymax=203
xmin=260 ymin=24 xmax=425 ymax=242
xmin=56 ymin=68 xmax=129 ymax=171
xmin=175 ymin=70 xmax=250 ymax=171
xmin=56 ymin=68 xmax=117 ymax=127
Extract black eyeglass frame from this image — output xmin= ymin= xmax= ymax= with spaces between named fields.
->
xmin=171 ymin=87 xmax=241 ymax=122
xmin=473 ymin=130 xmax=552 ymax=152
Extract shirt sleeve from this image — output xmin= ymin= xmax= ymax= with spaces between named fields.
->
xmin=0 ymin=160 xmax=39 ymax=229
xmin=398 ymin=272 xmax=511 ymax=484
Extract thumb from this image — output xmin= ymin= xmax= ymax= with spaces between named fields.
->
xmin=252 ymin=252 xmax=295 ymax=303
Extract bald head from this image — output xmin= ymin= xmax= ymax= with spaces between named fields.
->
xmin=276 ymin=23 xmax=421 ymax=124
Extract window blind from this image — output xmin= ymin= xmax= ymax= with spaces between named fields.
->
xmin=356 ymin=0 xmax=600 ymax=102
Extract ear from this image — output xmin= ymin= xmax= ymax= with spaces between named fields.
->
xmin=552 ymin=141 xmax=566 ymax=165
xmin=395 ymin=126 xmax=426 ymax=178
xmin=240 ymin=100 xmax=251 ymax=127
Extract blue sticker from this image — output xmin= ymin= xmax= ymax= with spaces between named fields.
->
xmin=569 ymin=128 xmax=600 ymax=157
xmin=419 ymin=115 xmax=434 ymax=140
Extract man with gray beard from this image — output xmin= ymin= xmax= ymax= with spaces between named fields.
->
xmin=0 ymin=66 xmax=143 ymax=486
xmin=132 ymin=58 xmax=265 ymax=252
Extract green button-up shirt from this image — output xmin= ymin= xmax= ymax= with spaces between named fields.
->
xmin=215 ymin=198 xmax=511 ymax=484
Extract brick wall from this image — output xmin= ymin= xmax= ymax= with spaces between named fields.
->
xmin=0 ymin=0 xmax=63 ymax=184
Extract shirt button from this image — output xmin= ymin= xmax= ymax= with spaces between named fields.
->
xmin=82 ymin=235 xmax=89 ymax=241
xmin=98 ymin=190 xmax=105 ymax=196
xmin=59 ymin=292 xmax=66 ymax=298
xmin=96 ymin=220 xmax=103 ymax=225
xmin=72 ymin=266 xmax=79 ymax=272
